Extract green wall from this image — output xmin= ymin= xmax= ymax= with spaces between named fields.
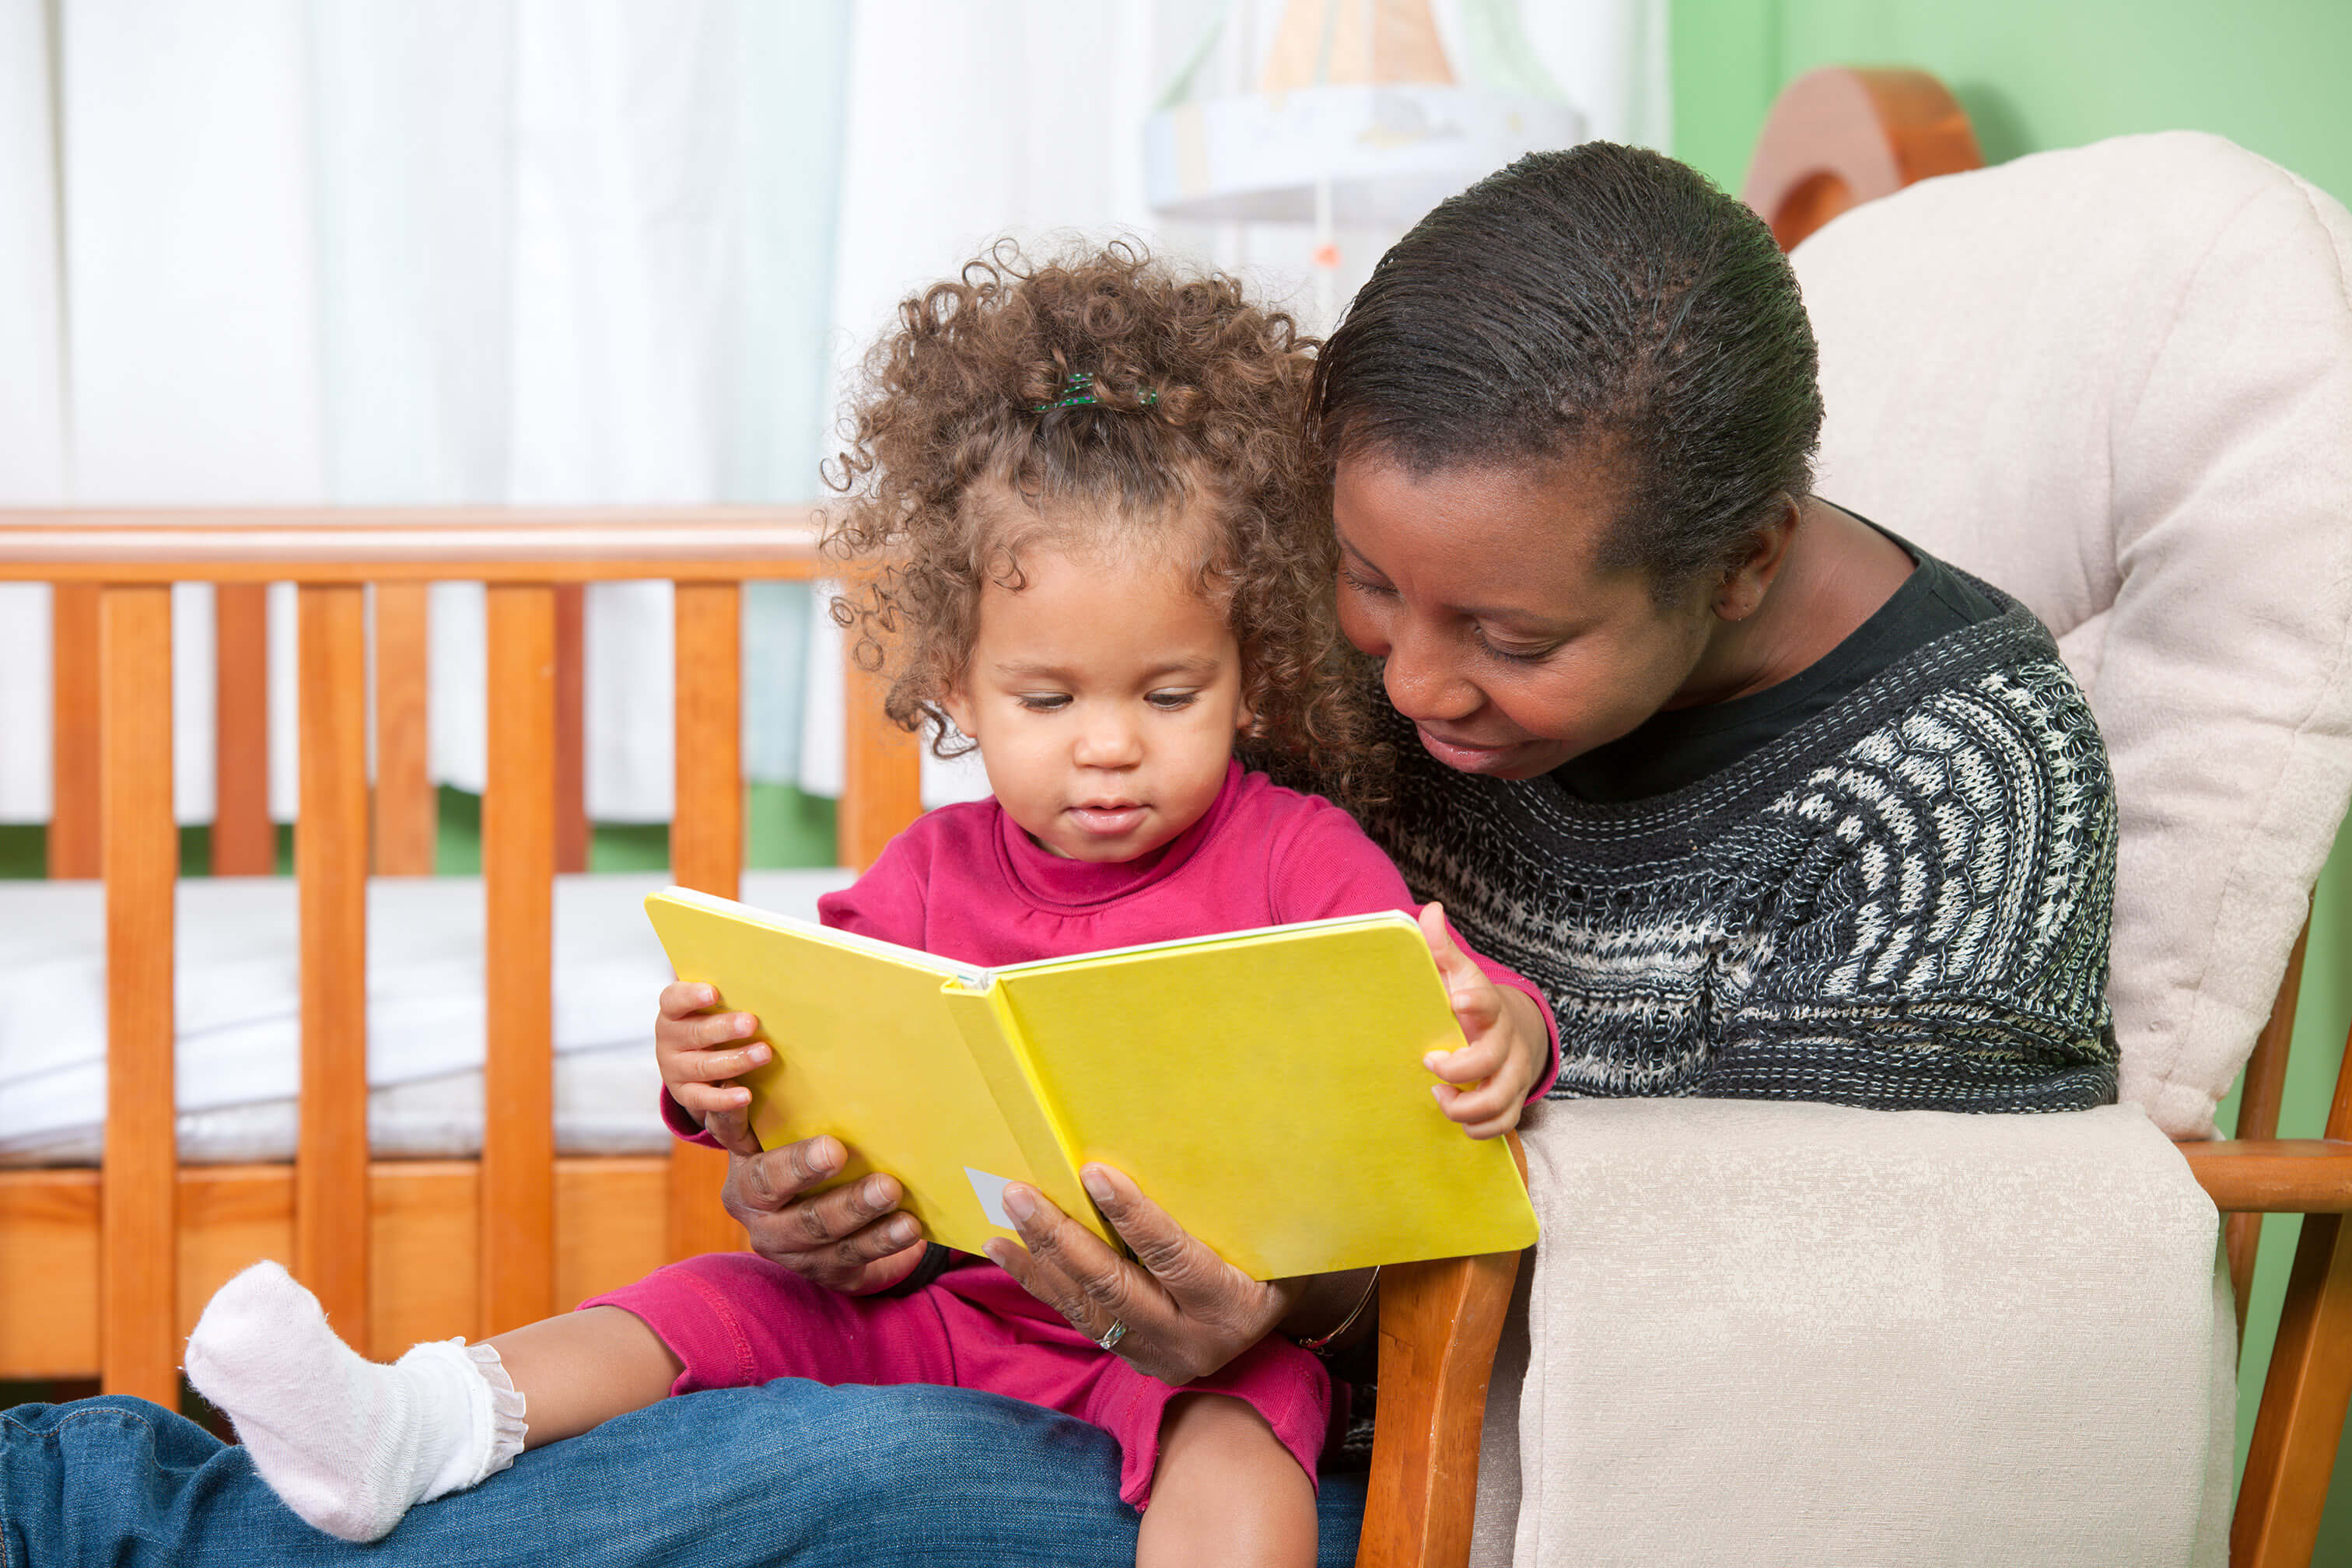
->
xmin=1668 ymin=0 xmax=2352 ymax=1549
xmin=1672 ymin=0 xmax=2352 ymax=201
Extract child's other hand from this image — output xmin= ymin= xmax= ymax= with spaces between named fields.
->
xmin=1418 ymin=903 xmax=1538 ymax=1139
xmin=656 ymin=981 xmax=771 ymax=1140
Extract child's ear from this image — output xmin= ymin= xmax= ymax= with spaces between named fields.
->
xmin=1234 ymin=694 xmax=1258 ymax=737
xmin=940 ymin=682 xmax=978 ymax=742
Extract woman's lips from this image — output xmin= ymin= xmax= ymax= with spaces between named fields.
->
xmin=1414 ymin=726 xmax=1517 ymax=772
xmin=1066 ymin=803 xmax=1149 ymax=836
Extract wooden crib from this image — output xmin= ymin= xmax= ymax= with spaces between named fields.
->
xmin=0 ymin=508 xmax=926 ymax=1397
xmin=0 ymin=508 xmax=1502 ymax=1568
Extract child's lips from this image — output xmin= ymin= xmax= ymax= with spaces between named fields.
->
xmin=1066 ymin=803 xmax=1149 ymax=835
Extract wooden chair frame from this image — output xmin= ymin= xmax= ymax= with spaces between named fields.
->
xmin=0 ymin=509 xmax=1504 ymax=1568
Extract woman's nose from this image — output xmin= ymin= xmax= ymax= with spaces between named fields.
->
xmin=1382 ymin=623 xmax=1481 ymax=723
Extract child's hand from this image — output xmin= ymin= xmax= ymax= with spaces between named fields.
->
xmin=1418 ymin=903 xmax=1539 ymax=1139
xmin=656 ymin=981 xmax=772 ymax=1147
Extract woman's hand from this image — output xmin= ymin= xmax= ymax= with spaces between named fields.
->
xmin=656 ymin=983 xmax=928 ymax=1294
xmin=982 ymin=1165 xmax=1307 ymax=1385
xmin=654 ymin=982 xmax=770 ymax=1145
xmin=1419 ymin=903 xmax=1540 ymax=1139
xmin=717 ymin=1132 xmax=933 ymax=1296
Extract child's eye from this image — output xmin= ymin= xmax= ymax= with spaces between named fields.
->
xmin=1146 ymin=690 xmax=1199 ymax=711
xmin=1016 ymin=693 xmax=1072 ymax=712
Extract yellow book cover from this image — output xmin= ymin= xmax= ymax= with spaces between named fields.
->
xmin=645 ymin=888 xmax=1538 ymax=1280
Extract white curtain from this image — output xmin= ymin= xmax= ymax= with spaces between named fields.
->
xmin=0 ymin=0 xmax=1662 ymax=827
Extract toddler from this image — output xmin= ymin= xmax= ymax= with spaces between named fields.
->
xmin=185 ymin=243 xmax=1558 ymax=1568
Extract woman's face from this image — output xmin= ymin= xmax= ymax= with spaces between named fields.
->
xmin=1332 ymin=453 xmax=1717 ymax=780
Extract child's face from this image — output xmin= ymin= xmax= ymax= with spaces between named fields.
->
xmin=941 ymin=543 xmax=1251 ymax=862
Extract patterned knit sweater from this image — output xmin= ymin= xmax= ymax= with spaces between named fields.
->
xmin=1359 ymin=589 xmax=2119 ymax=1112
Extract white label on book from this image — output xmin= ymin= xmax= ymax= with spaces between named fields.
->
xmin=964 ymin=1167 xmax=1017 ymax=1230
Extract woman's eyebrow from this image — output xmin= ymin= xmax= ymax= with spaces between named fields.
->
xmin=1461 ymin=600 xmax=1570 ymax=629
xmin=1335 ymin=522 xmax=1573 ymax=627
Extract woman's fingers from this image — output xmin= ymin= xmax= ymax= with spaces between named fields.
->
xmin=726 ymin=1134 xmax=846 ymax=1208
xmin=985 ymin=1169 xmax=1292 ymax=1385
xmin=1083 ymin=1165 xmax=1228 ymax=1302
xmin=722 ymin=1139 xmax=929 ymax=1293
xmin=984 ymin=1183 xmax=1200 ymax=1377
xmin=989 ymin=1184 xmax=1153 ymax=1319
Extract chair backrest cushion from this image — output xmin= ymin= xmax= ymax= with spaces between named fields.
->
xmin=1789 ymin=132 xmax=2352 ymax=1136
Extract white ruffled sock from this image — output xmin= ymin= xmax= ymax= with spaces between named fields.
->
xmin=184 ymin=1260 xmax=527 ymax=1542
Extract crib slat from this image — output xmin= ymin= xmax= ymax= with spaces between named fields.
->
xmin=100 ymin=584 xmax=178 ymax=1404
xmin=373 ymin=583 xmax=436 ymax=874
xmin=667 ymin=581 xmax=745 ymax=1260
xmin=482 ymin=583 xmax=558 ymax=1334
xmin=296 ymin=584 xmax=371 ymax=1344
xmin=554 ymin=583 xmax=590 ymax=873
xmin=838 ymin=639 xmax=924 ymax=872
xmin=212 ymin=583 xmax=275 ymax=874
xmin=49 ymin=583 xmax=101 ymax=878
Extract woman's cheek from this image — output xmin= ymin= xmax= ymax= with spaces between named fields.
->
xmin=1506 ymin=665 xmax=1614 ymax=748
xmin=1334 ymin=588 xmax=1384 ymax=658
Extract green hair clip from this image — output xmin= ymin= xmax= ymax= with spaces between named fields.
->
xmin=1029 ymin=371 xmax=1157 ymax=414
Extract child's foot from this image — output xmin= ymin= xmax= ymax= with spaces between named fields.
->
xmin=184 ymin=1260 xmax=526 ymax=1541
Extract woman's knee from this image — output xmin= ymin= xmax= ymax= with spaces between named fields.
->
xmin=711 ymin=1379 xmax=1125 ymax=1491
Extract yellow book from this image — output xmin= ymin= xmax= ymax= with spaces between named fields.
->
xmin=645 ymin=888 xmax=1539 ymax=1280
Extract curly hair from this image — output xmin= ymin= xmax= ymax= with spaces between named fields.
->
xmin=823 ymin=239 xmax=1386 ymax=803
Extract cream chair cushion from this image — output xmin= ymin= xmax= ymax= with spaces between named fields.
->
xmin=1470 ymin=1099 xmax=2231 ymax=1568
xmin=1789 ymin=133 xmax=2352 ymax=1136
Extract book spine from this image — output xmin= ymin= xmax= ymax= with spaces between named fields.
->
xmin=938 ymin=982 xmax=1111 ymax=1251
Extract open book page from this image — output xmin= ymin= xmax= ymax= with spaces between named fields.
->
xmin=649 ymin=894 xmax=1537 ymax=1278
xmin=992 ymin=914 xmax=1538 ymax=1279
xmin=645 ymin=890 xmax=1053 ymax=1256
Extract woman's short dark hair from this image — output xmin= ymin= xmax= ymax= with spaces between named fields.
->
xmin=1308 ymin=142 xmax=1822 ymax=599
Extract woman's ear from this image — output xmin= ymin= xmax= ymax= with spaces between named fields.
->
xmin=1713 ymin=495 xmax=1801 ymax=623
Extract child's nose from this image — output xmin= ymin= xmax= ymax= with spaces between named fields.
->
xmin=1073 ymin=713 xmax=1143 ymax=768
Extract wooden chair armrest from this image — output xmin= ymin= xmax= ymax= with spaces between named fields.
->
xmin=2175 ymin=1138 xmax=2352 ymax=1213
xmin=1358 ymin=1133 xmax=1529 ymax=1568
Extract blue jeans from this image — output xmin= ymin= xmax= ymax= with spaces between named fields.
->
xmin=1 ymin=1384 xmax=1369 ymax=1566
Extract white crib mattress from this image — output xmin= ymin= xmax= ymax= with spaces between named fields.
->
xmin=0 ymin=869 xmax=852 ymax=1166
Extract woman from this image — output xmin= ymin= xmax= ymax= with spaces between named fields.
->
xmin=0 ymin=144 xmax=2112 ymax=1566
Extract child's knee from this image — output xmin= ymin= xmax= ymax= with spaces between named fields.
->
xmin=1155 ymin=1391 xmax=1301 ymax=1482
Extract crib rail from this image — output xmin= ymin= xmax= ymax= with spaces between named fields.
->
xmin=0 ymin=509 xmax=925 ymax=1403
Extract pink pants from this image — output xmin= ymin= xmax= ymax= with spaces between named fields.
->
xmin=582 ymin=1253 xmax=1329 ymax=1508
